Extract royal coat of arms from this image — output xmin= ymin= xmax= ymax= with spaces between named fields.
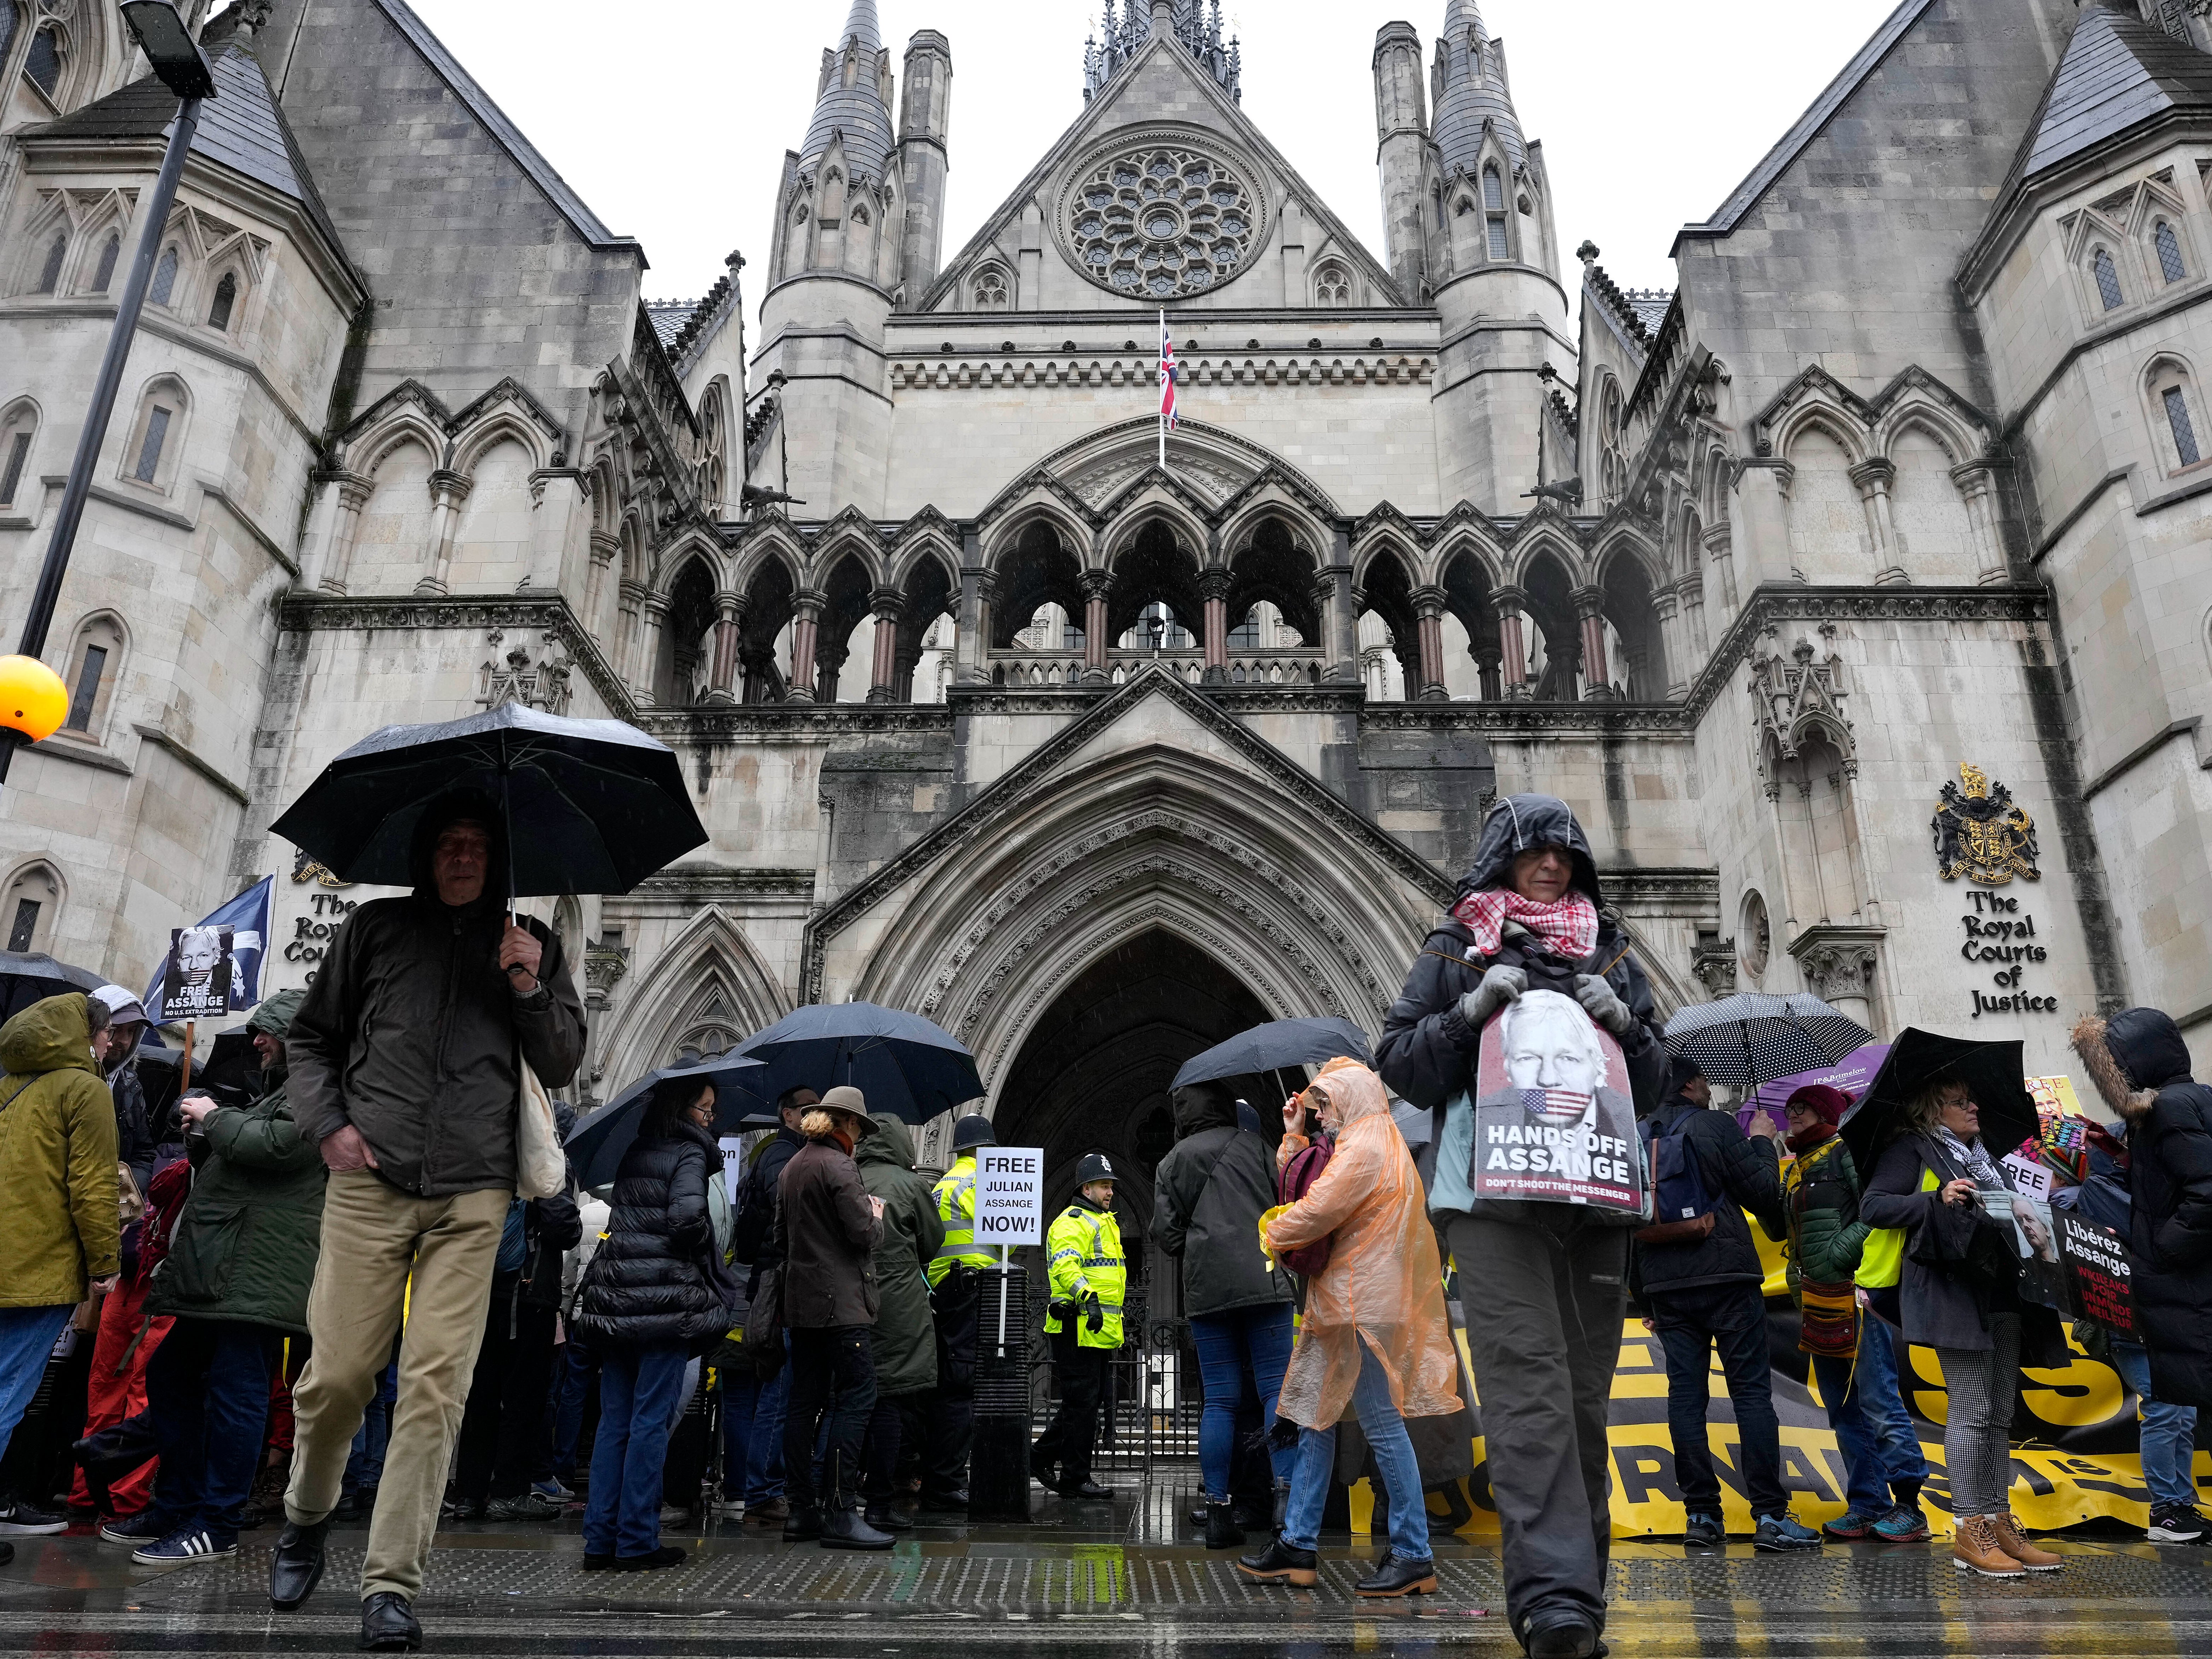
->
xmin=1932 ymin=763 xmax=2041 ymax=885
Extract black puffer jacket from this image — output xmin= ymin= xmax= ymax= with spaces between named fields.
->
xmin=573 ymin=1120 xmax=730 ymax=1352
xmin=1153 ymin=1081 xmax=1292 ymax=1318
xmin=1628 ymin=1066 xmax=1785 ymax=1311
xmin=2102 ymin=1009 xmax=2212 ymax=1408
xmin=1375 ymin=793 xmax=1669 ymax=1227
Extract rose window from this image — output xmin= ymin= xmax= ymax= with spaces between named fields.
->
xmin=1069 ymin=146 xmax=1258 ymax=299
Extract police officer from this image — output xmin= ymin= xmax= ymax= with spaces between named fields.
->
xmin=1032 ymin=1153 xmax=1125 ymax=1501
xmin=919 ymin=1114 xmax=996 ymax=1510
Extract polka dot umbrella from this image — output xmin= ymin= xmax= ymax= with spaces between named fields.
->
xmin=1661 ymin=992 xmax=1876 ymax=1091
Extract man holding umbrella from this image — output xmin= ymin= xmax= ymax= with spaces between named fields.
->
xmin=268 ymin=796 xmax=584 ymax=1650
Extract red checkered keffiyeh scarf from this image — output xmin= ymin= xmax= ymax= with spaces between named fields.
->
xmin=1449 ymin=888 xmax=1600 ymax=962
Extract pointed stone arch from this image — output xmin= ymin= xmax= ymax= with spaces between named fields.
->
xmin=798 ymin=675 xmax=1447 ymax=1108
xmin=596 ymin=906 xmax=790 ymax=1094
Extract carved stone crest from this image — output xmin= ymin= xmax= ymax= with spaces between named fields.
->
xmin=1932 ymin=763 xmax=2040 ymax=886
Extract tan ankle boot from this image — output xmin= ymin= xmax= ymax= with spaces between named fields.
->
xmin=1952 ymin=1515 xmax=2025 ymax=1577
xmin=1989 ymin=1512 xmax=2062 ymax=1571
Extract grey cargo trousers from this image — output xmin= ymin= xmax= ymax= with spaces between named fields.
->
xmin=1446 ymin=1211 xmax=1626 ymax=1644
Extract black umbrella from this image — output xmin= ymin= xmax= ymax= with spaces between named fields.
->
xmin=1169 ymin=1016 xmax=1373 ymax=1092
xmin=1838 ymin=1028 xmax=2040 ymax=1175
xmin=1662 ymin=992 xmax=1874 ymax=1091
xmin=563 ymin=1052 xmax=770 ymax=1189
xmin=735 ymin=1002 xmax=983 ymax=1126
xmin=268 ymin=704 xmax=707 ymax=899
xmin=0 ymin=949 xmax=104 ymax=1023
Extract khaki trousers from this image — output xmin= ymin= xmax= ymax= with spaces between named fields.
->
xmin=285 ymin=1168 xmax=508 ymax=1601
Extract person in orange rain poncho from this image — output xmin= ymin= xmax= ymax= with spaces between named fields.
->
xmin=1236 ymin=1058 xmax=1459 ymax=1600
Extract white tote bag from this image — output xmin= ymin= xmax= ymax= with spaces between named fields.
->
xmin=515 ymin=1054 xmax=567 ymax=1199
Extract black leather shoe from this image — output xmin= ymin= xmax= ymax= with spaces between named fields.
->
xmin=863 ymin=1501 xmax=913 ymax=1533
xmin=1068 ymin=1479 xmax=1111 ymax=1501
xmin=917 ymin=1488 xmax=968 ymax=1511
xmin=1204 ymin=1501 xmax=1246 ymax=1551
xmin=581 ymin=1552 xmax=616 ymax=1570
xmin=1354 ymin=1551 xmax=1438 ymax=1598
xmin=782 ymin=1508 xmax=823 ymax=1542
xmin=820 ymin=1504 xmax=895 ymax=1551
xmin=1236 ymin=1536 xmax=1318 ymax=1587
xmin=1524 ymin=1613 xmax=1601 ymax=1659
xmin=358 ymin=1592 xmax=421 ymax=1652
xmin=269 ymin=1518 xmax=329 ymax=1611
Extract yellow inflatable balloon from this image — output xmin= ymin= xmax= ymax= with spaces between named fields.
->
xmin=0 ymin=656 xmax=68 ymax=743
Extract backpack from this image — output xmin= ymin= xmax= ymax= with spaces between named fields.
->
xmin=1275 ymin=1135 xmax=1335 ymax=1276
xmin=1635 ymin=1109 xmax=1717 ymax=1246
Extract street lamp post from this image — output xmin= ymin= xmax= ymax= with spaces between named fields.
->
xmin=0 ymin=0 xmax=214 ymax=785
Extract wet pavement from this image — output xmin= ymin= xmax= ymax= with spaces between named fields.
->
xmin=4 ymin=1483 xmax=2211 ymax=1657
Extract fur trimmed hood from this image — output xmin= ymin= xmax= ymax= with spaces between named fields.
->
xmin=2073 ymin=1009 xmax=2194 ymax=1123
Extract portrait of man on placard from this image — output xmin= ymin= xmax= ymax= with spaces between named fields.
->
xmin=1471 ymin=986 xmax=1642 ymax=1211
xmin=158 ymin=923 xmax=235 ymax=1022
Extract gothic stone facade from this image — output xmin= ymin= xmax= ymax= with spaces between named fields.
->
xmin=2 ymin=0 xmax=2207 ymax=1203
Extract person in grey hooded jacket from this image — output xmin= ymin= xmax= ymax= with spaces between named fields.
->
xmin=1375 ymin=794 xmax=1665 ymax=1659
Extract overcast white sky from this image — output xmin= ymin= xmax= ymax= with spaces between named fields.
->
xmin=408 ymin=0 xmax=1900 ymax=318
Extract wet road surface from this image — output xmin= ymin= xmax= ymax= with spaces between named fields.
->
xmin=3 ymin=1484 xmax=2209 ymax=1657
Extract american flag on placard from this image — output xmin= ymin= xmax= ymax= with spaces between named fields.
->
xmin=1522 ymin=1087 xmax=1592 ymax=1125
xmin=1158 ymin=311 xmax=1179 ymax=430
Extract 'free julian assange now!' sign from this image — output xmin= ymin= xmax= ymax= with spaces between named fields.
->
xmin=974 ymin=1147 xmax=1045 ymax=1247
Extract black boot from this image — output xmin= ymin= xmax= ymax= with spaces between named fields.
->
xmin=864 ymin=1500 xmax=913 ymax=1533
xmin=1236 ymin=1536 xmax=1318 ymax=1587
xmin=821 ymin=1502 xmax=895 ymax=1551
xmin=269 ymin=1518 xmax=330 ymax=1611
xmin=358 ymin=1592 xmax=422 ymax=1652
xmin=1354 ymin=1551 xmax=1438 ymax=1598
xmin=782 ymin=1507 xmax=823 ymax=1542
xmin=1204 ymin=1502 xmax=1246 ymax=1551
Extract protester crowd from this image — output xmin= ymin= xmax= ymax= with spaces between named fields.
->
xmin=2 ymin=789 xmax=2210 ymax=1659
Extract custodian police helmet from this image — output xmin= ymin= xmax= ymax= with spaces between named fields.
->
xmin=951 ymin=1113 xmax=997 ymax=1152
xmin=1076 ymin=1152 xmax=1116 ymax=1185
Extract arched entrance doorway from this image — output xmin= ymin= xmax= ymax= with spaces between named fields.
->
xmin=992 ymin=927 xmax=1273 ymax=1293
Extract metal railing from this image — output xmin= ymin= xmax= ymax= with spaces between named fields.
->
xmin=987 ymin=648 xmax=1327 ymax=690
xmin=1025 ymin=1287 xmax=1208 ymax=1481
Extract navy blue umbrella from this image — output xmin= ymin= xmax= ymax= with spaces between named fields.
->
xmin=564 ymin=1052 xmax=770 ymax=1189
xmin=1169 ymin=1017 xmax=1373 ymax=1092
xmin=735 ymin=1002 xmax=982 ymax=1126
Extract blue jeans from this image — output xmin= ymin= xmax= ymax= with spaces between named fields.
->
xmin=0 ymin=1305 xmax=72 ymax=1471
xmin=1280 ymin=1344 xmax=1430 ymax=1561
xmin=143 ymin=1318 xmax=280 ymax=1544
xmin=551 ymin=1341 xmax=596 ymax=1481
xmin=742 ymin=1340 xmax=791 ymax=1502
xmin=2113 ymin=1341 xmax=2201 ymax=1510
xmin=583 ymin=1344 xmax=689 ymax=1557
xmin=1812 ymin=1348 xmax=1894 ymax=1517
xmin=1190 ymin=1304 xmax=1297 ymax=1500
xmin=1855 ymin=1315 xmax=1926 ymax=1499
xmin=342 ymin=1350 xmax=399 ymax=1494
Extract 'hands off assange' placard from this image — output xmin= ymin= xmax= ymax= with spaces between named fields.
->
xmin=975 ymin=1146 xmax=1044 ymax=1247
xmin=1472 ymin=988 xmax=1644 ymax=1213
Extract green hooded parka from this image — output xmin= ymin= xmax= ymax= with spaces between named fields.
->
xmin=147 ymin=989 xmax=327 ymax=1334
xmin=0 ymin=993 xmax=120 ymax=1306
xmin=855 ymin=1112 xmax=945 ymax=1396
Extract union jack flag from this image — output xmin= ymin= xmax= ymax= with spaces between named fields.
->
xmin=1522 ymin=1087 xmax=1592 ymax=1125
xmin=1158 ymin=312 xmax=1179 ymax=431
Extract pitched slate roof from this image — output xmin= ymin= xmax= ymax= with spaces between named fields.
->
xmin=21 ymin=40 xmax=349 ymax=267
xmin=370 ymin=0 xmax=638 ymax=254
xmin=1675 ymin=0 xmax=1937 ymax=248
xmin=2019 ymin=1 xmax=2212 ymax=180
xmin=645 ymin=301 xmax=697 ymax=350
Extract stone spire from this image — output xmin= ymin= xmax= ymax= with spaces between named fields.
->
xmin=1083 ymin=0 xmax=1240 ymax=104
xmin=800 ymin=0 xmax=895 ymax=182
xmin=1432 ymin=0 xmax=1528 ymax=179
